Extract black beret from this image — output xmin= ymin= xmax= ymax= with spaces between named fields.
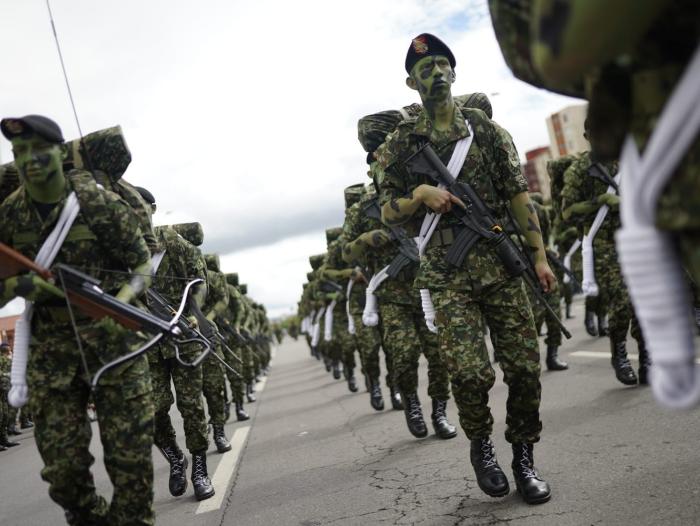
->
xmin=1 ymin=115 xmax=64 ymax=144
xmin=134 ymin=186 xmax=156 ymax=205
xmin=405 ymin=33 xmax=456 ymax=75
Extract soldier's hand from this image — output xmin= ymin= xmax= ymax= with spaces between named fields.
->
xmin=535 ymin=261 xmax=557 ymax=293
xmin=2 ymin=273 xmax=64 ymax=303
xmin=360 ymin=230 xmax=391 ymax=247
xmin=415 ymin=185 xmax=465 ymax=214
xmin=351 ymin=269 xmax=367 ymax=284
xmin=186 ymin=315 xmax=199 ymax=329
xmin=596 ymin=193 xmax=620 ymax=207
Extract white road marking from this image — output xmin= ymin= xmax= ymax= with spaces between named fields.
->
xmin=195 ymin=426 xmax=251 ymax=514
xmin=570 ymin=350 xmax=700 ymax=364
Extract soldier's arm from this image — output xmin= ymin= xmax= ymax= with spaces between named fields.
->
xmin=205 ymin=273 xmax=229 ymax=322
xmin=532 ymin=0 xmax=672 ymax=86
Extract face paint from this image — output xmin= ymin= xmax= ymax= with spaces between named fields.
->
xmin=411 ymin=55 xmax=454 ymax=102
xmin=11 ymin=134 xmax=66 ymax=203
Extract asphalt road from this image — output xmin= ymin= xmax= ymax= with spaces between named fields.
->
xmin=2 ymin=298 xmax=700 ymax=525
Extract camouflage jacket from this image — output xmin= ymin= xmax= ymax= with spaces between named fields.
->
xmin=377 ymin=105 xmax=528 ymax=291
xmin=152 ymin=226 xmax=207 ymax=307
xmin=0 ymin=354 xmax=11 ymax=392
xmin=342 ymin=194 xmax=417 ymax=305
xmin=560 ymin=151 xmax=619 ymax=246
xmin=204 ymin=269 xmax=229 ymax=318
xmin=0 ymin=170 xmax=150 ymax=316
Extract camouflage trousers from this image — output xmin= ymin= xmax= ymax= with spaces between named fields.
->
xmin=432 ymin=277 xmax=542 ymax=444
xmin=594 ymin=243 xmax=643 ymax=345
xmin=241 ymin=344 xmax=256 ymax=384
xmin=30 ymin=333 xmax=154 ymax=526
xmin=0 ymin=388 xmax=8 ymax=439
xmin=352 ymin=312 xmax=394 ymax=388
xmin=148 ymin=347 xmax=208 ymax=453
xmin=378 ymin=298 xmax=450 ymax=401
xmin=223 ymin=342 xmax=246 ymax=404
xmin=528 ymin=286 xmax=563 ymax=347
xmin=202 ymin=346 xmax=228 ymax=426
xmin=326 ymin=308 xmax=358 ymax=370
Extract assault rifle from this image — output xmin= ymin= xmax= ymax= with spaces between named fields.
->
xmin=405 ymin=144 xmax=571 ymax=339
xmin=362 ymin=197 xmax=419 ymax=277
xmin=545 ymin=249 xmax=582 ymax=293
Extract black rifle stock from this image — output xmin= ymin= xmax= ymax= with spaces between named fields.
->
xmin=406 ymin=143 xmax=571 ymax=339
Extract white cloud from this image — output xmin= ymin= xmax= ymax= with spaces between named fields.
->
xmin=0 ymin=0 xmax=584 ymax=317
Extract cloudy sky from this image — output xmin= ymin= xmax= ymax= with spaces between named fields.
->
xmin=0 ymin=0 xmax=582 ymax=318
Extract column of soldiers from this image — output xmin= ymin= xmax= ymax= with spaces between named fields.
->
xmin=0 ymin=116 xmax=273 ymax=524
xmin=293 ymin=33 xmax=619 ymax=506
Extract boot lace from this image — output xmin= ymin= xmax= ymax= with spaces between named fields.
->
xmin=480 ymin=440 xmax=498 ymax=469
xmin=192 ymin=458 xmax=206 ymax=481
xmin=407 ymin=397 xmax=423 ymax=421
xmin=516 ymin=446 xmax=537 ymax=479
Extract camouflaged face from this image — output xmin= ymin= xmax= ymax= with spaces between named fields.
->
xmin=64 ymin=125 xmax=131 ymax=182
xmin=344 ymin=183 xmax=365 ymax=209
xmin=306 ymin=271 xmax=314 ymax=281
xmin=204 ymin=253 xmax=221 ymax=272
xmin=309 ymin=253 xmax=325 ymax=270
xmin=325 ymin=227 xmax=342 ymax=245
xmin=225 ymin=272 xmax=239 ymax=286
xmin=172 ymin=222 xmax=204 ymax=246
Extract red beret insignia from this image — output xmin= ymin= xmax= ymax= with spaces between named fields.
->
xmin=412 ymin=36 xmax=428 ymax=54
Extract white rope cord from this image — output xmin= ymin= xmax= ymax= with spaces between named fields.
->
xmin=324 ymin=299 xmax=337 ymax=342
xmin=10 ymin=193 xmax=81 ymax=408
xmin=616 ymin=44 xmax=700 ymax=409
xmin=581 ymin=170 xmax=621 ymax=297
xmin=362 ymin=266 xmax=390 ymax=327
xmin=346 ymin=278 xmax=356 ymax=335
xmin=562 ymin=238 xmax=582 ymax=284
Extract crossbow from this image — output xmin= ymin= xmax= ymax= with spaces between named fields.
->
xmin=0 ymin=242 xmax=213 ymax=388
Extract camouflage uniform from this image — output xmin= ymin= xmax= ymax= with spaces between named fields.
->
xmin=377 ymin=106 xmax=542 ymax=444
xmin=0 ymin=348 xmax=12 ymax=447
xmin=0 ymin=170 xmax=155 ymax=525
xmin=149 ymin=226 xmax=209 ymax=454
xmin=561 ymin=152 xmax=645 ymax=382
xmin=201 ymin=267 xmax=229 ymax=428
xmin=342 ymin=198 xmax=395 ymax=391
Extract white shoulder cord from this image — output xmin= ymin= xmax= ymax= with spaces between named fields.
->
xmin=324 ymin=299 xmax=337 ymax=341
xmin=346 ymin=278 xmax=356 ymax=335
xmin=616 ymin=44 xmax=700 ymax=409
xmin=562 ymin=238 xmax=582 ymax=284
xmin=417 ymin=119 xmax=475 ymax=333
xmin=310 ymin=306 xmax=325 ymax=347
xmin=9 ymin=192 xmax=81 ymax=408
xmin=362 ymin=265 xmax=390 ymax=327
xmin=581 ymin=168 xmax=621 ymax=296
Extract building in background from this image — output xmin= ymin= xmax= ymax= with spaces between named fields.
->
xmin=546 ymin=104 xmax=590 ymax=158
xmin=522 ymin=146 xmax=552 ymax=201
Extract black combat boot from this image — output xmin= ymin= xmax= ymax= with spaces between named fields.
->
xmin=0 ymin=434 xmax=19 ymax=447
xmin=345 ymin=367 xmax=358 ymax=392
xmin=212 ymin=425 xmax=232 ymax=453
xmin=611 ymin=340 xmax=638 ymax=385
xmin=565 ymin=303 xmax=574 ymax=319
xmin=390 ymin=387 xmax=403 ymax=410
xmin=402 ymin=393 xmax=428 ymax=438
xmin=469 ymin=437 xmax=509 ymax=497
xmin=638 ymin=341 xmax=651 ymax=386
xmin=191 ymin=452 xmax=215 ymax=501
xmin=511 ymin=443 xmax=551 ymax=504
xmin=235 ymin=401 xmax=250 ymax=421
xmin=431 ymin=399 xmax=457 ymax=439
xmin=369 ymin=381 xmax=384 ymax=411
xmin=246 ymin=383 xmax=256 ymax=403
xmin=0 ymin=444 xmax=6 ymax=452
xmin=324 ymin=356 xmax=332 ymax=371
xmin=159 ymin=444 xmax=188 ymax=497
xmin=598 ymin=315 xmax=609 ymax=337
xmin=332 ymin=360 xmax=342 ymax=380
xmin=584 ymin=308 xmax=597 ymax=337
xmin=545 ymin=345 xmax=568 ymax=371
xmin=224 ymin=401 xmax=231 ymax=422
xmin=20 ymin=419 xmax=33 ymax=429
